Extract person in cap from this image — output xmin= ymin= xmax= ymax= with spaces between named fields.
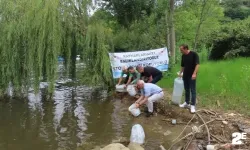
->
xmin=134 ymin=80 xmax=164 ymax=117
xmin=136 ymin=66 xmax=163 ymax=84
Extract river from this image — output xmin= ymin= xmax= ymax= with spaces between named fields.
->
xmin=0 ymin=63 xmax=184 ymax=150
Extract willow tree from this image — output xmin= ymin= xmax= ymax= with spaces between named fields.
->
xmin=0 ymin=0 xmax=91 ymax=97
xmin=60 ymin=0 xmax=90 ymax=79
xmin=82 ymin=23 xmax=114 ymax=87
xmin=0 ymin=0 xmax=63 ymax=97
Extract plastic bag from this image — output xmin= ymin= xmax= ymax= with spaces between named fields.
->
xmin=127 ymin=85 xmax=136 ymax=96
xmin=130 ymin=124 xmax=145 ymax=145
xmin=128 ymin=103 xmax=141 ymax=117
xmin=115 ymin=84 xmax=127 ymax=92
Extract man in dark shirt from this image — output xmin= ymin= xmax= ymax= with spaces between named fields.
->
xmin=178 ymin=44 xmax=200 ymax=113
xmin=136 ymin=66 xmax=163 ymax=84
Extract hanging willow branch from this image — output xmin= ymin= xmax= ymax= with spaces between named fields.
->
xmin=82 ymin=23 xmax=114 ymax=87
xmin=0 ymin=0 xmax=90 ymax=97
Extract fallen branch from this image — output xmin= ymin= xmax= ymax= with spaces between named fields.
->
xmin=168 ymin=119 xmax=216 ymax=150
xmin=184 ymin=134 xmax=195 ymax=150
xmin=210 ymin=133 xmax=224 ymax=143
xmin=215 ymin=118 xmax=225 ymax=121
xmin=196 ymin=112 xmax=211 ymax=144
xmin=201 ymin=109 xmax=217 ymax=116
xmin=172 ymin=114 xmax=196 ymax=142
xmin=159 ymin=145 xmax=166 ymax=150
xmin=168 ymin=132 xmax=193 ymax=150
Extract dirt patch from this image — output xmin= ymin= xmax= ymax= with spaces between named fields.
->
xmin=114 ymin=89 xmax=250 ymax=150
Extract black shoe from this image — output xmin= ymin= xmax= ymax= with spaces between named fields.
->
xmin=146 ymin=112 xmax=153 ymax=117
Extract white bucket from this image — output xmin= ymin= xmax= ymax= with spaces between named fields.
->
xmin=115 ymin=84 xmax=127 ymax=92
xmin=127 ymin=85 xmax=136 ymax=96
xmin=172 ymin=77 xmax=184 ymax=105
xmin=128 ymin=103 xmax=141 ymax=117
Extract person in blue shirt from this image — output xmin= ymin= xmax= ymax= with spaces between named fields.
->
xmin=134 ymin=80 xmax=164 ymax=117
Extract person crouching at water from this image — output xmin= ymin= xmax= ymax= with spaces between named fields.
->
xmin=136 ymin=66 xmax=163 ymax=84
xmin=117 ymin=66 xmax=131 ymax=87
xmin=134 ymin=80 xmax=164 ymax=117
xmin=127 ymin=66 xmax=141 ymax=85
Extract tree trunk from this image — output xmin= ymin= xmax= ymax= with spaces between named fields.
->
xmin=165 ymin=10 xmax=171 ymax=53
xmin=71 ymin=34 xmax=77 ymax=81
xmin=193 ymin=0 xmax=208 ymax=51
xmin=169 ymin=0 xmax=176 ymax=63
xmin=193 ymin=22 xmax=202 ymax=51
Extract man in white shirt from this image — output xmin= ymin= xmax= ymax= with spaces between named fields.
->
xmin=135 ymin=80 xmax=164 ymax=117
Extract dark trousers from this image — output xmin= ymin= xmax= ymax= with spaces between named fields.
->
xmin=183 ymin=78 xmax=196 ymax=105
xmin=151 ymin=74 xmax=163 ymax=84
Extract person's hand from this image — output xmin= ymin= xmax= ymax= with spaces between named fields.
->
xmin=192 ymin=73 xmax=196 ymax=80
xmin=178 ymin=72 xmax=182 ymax=78
xmin=135 ymin=103 xmax=140 ymax=108
xmin=124 ymin=84 xmax=127 ymax=89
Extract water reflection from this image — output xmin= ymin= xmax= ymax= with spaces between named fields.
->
xmin=0 ymin=85 xmax=105 ymax=150
xmin=0 ymin=84 xmax=179 ymax=150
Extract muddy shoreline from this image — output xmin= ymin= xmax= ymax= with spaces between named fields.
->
xmin=109 ymin=89 xmax=250 ymax=150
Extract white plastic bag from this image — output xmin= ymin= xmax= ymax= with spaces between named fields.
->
xmin=128 ymin=103 xmax=141 ymax=117
xmin=130 ymin=124 xmax=145 ymax=145
xmin=127 ymin=85 xmax=136 ymax=96
xmin=115 ymin=84 xmax=127 ymax=92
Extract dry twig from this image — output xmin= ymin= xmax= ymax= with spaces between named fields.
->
xmin=172 ymin=114 xmax=196 ymax=142
xmin=168 ymin=119 xmax=215 ymax=150
xmin=196 ymin=112 xmax=211 ymax=144
xmin=184 ymin=134 xmax=195 ymax=150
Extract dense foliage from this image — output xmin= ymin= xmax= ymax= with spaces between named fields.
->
xmin=0 ymin=0 xmax=90 ymax=96
xmin=82 ymin=23 xmax=114 ymax=86
xmin=209 ymin=18 xmax=250 ymax=60
xmin=222 ymin=0 xmax=250 ymax=20
xmin=0 ymin=0 xmax=249 ymax=97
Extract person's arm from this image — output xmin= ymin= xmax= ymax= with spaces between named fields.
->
xmin=179 ymin=67 xmax=184 ymax=76
xmin=117 ymin=72 xmax=124 ymax=85
xmin=125 ymin=73 xmax=133 ymax=87
xmin=179 ymin=55 xmax=184 ymax=77
xmin=138 ymin=96 xmax=149 ymax=106
xmin=193 ymin=65 xmax=200 ymax=75
xmin=147 ymin=75 xmax=153 ymax=83
xmin=135 ymin=95 xmax=144 ymax=104
xmin=117 ymin=77 xmax=123 ymax=85
xmin=192 ymin=52 xmax=200 ymax=79
xmin=136 ymin=89 xmax=150 ymax=108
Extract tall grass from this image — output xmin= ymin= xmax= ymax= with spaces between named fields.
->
xmin=159 ymin=58 xmax=250 ymax=115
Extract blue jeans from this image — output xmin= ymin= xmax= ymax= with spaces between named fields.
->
xmin=183 ymin=78 xmax=196 ymax=105
xmin=151 ymin=74 xmax=163 ymax=84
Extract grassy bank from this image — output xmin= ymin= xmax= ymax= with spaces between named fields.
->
xmin=158 ymin=58 xmax=250 ymax=115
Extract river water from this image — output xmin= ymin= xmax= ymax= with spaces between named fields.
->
xmin=0 ymin=64 xmax=183 ymax=150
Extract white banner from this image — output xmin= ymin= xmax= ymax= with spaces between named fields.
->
xmin=109 ymin=47 xmax=169 ymax=78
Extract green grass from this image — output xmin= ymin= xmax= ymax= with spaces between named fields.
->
xmin=158 ymin=58 xmax=250 ymax=115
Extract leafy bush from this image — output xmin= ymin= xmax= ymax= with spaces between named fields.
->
xmin=208 ymin=18 xmax=250 ymax=60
